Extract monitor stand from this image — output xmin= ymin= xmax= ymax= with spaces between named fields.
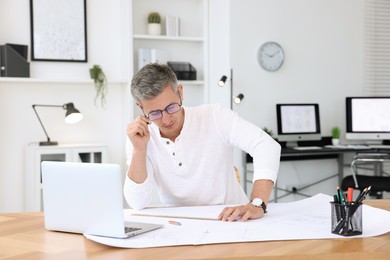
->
xmin=285 ymin=141 xmax=298 ymax=148
xmin=364 ymin=140 xmax=383 ymax=145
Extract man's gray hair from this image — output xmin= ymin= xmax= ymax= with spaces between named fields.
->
xmin=131 ymin=63 xmax=178 ymax=101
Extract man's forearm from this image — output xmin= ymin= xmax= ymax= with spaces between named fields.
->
xmin=250 ymin=179 xmax=274 ymax=204
xmin=127 ymin=149 xmax=148 ymax=183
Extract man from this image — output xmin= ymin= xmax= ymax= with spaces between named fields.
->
xmin=124 ymin=63 xmax=280 ymax=222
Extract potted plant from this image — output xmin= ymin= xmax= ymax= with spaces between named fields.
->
xmin=147 ymin=12 xmax=161 ymax=35
xmin=89 ymin=65 xmax=107 ymax=107
xmin=331 ymin=127 xmax=341 ymax=146
xmin=262 ymin=127 xmax=274 ymax=138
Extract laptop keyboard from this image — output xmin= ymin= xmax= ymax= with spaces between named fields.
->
xmin=125 ymin=227 xmax=142 ymax=233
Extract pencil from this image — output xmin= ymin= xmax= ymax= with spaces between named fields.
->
xmin=337 ymin=186 xmax=344 ymax=205
xmin=131 ymin=213 xmax=218 ymax=221
xmin=354 ymin=187 xmax=367 ymax=204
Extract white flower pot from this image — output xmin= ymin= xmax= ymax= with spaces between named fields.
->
xmin=332 ymin=138 xmax=340 ymax=146
xmin=147 ymin=23 xmax=161 ymax=36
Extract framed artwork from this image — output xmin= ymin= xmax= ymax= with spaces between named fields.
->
xmin=30 ymin=0 xmax=87 ymax=62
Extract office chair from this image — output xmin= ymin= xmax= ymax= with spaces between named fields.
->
xmin=341 ymin=153 xmax=390 ymax=199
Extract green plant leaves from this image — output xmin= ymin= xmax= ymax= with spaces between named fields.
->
xmin=89 ymin=65 xmax=107 ymax=107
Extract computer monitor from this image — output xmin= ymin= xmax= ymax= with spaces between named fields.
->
xmin=276 ymin=104 xmax=321 ymax=147
xmin=346 ymin=97 xmax=390 ymax=142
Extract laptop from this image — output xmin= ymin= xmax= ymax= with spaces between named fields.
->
xmin=41 ymin=161 xmax=163 ymax=238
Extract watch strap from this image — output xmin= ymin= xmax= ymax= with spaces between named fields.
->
xmin=251 ymin=198 xmax=267 ymax=213
xmin=260 ymin=201 xmax=267 ymax=213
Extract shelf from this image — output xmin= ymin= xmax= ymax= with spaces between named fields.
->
xmin=180 ymin=80 xmax=204 ymax=85
xmin=27 ymin=143 xmax=107 ymax=148
xmin=0 ymin=77 xmax=91 ymax=84
xmin=0 ymin=77 xmax=128 ymax=84
xmin=133 ymin=34 xmax=204 ymax=42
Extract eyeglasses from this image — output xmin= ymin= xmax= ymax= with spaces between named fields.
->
xmin=144 ymin=102 xmax=182 ymax=121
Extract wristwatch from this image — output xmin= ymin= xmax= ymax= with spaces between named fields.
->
xmin=251 ymin=198 xmax=267 ymax=213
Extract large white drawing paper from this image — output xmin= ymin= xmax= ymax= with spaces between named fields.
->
xmin=84 ymin=194 xmax=390 ymax=248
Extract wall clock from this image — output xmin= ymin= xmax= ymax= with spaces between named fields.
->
xmin=257 ymin=42 xmax=284 ymax=72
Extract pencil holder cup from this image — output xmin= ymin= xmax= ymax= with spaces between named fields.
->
xmin=330 ymin=202 xmax=362 ymax=236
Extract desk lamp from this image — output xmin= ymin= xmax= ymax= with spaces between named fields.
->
xmin=32 ymin=103 xmax=83 ymax=146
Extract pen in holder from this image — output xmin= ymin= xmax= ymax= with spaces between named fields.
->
xmin=330 ymin=202 xmax=362 ymax=236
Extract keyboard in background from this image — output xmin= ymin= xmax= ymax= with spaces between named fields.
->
xmin=346 ymin=144 xmax=370 ymax=149
xmin=324 ymin=145 xmax=347 ymax=149
xmin=293 ymin=146 xmax=322 ymax=150
xmin=325 ymin=144 xmax=370 ymax=149
xmin=368 ymin=144 xmax=390 ymax=149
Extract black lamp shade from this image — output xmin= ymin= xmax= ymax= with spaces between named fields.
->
xmin=64 ymin=103 xmax=83 ymax=124
xmin=234 ymin=94 xmax=244 ymax=104
xmin=218 ymin=75 xmax=228 ymax=86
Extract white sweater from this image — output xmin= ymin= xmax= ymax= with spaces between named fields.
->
xmin=124 ymin=104 xmax=281 ymax=210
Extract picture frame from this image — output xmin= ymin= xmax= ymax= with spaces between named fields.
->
xmin=30 ymin=0 xmax=88 ymax=62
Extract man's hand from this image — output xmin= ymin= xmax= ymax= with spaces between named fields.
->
xmin=127 ymin=115 xmax=151 ymax=150
xmin=219 ymin=179 xmax=273 ymax=222
xmin=217 ymin=204 xmax=265 ymax=222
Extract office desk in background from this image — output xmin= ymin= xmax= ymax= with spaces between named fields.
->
xmin=1 ymin=199 xmax=389 ymax=259
xmin=245 ymin=145 xmax=390 ymax=201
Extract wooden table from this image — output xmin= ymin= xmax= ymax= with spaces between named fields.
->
xmin=1 ymin=200 xmax=389 ymax=260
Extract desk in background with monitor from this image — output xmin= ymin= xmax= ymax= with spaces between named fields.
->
xmin=346 ymin=96 xmax=390 ymax=143
xmin=244 ymin=140 xmax=390 ymax=201
xmin=256 ymin=98 xmax=390 ymax=201
xmin=276 ymin=98 xmax=390 ymax=148
xmin=276 ymin=103 xmax=322 ymax=148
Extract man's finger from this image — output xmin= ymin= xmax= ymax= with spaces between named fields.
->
xmin=220 ymin=207 xmax=235 ymax=221
xmin=228 ymin=209 xmax=241 ymax=222
xmin=240 ymin=211 xmax=252 ymax=222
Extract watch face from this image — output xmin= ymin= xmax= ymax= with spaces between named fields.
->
xmin=252 ymin=198 xmax=263 ymax=207
xmin=257 ymin=42 xmax=284 ymax=72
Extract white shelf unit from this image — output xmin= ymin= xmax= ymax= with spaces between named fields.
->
xmin=133 ymin=35 xmax=204 ymax=42
xmin=131 ymin=0 xmax=209 ymax=107
xmin=25 ymin=143 xmax=108 ymax=212
xmin=0 ymin=78 xmax=128 ymax=85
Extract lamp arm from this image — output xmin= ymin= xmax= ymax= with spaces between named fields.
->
xmin=32 ymin=104 xmax=63 ymax=143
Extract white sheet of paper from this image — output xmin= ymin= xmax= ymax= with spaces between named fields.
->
xmin=130 ymin=204 xmax=231 ymax=220
xmin=84 ymin=194 xmax=390 ymax=248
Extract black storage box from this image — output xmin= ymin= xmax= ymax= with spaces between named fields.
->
xmin=0 ymin=44 xmax=30 ymax=78
xmin=167 ymin=62 xmax=196 ymax=80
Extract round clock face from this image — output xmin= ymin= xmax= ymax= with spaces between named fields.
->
xmin=257 ymin=42 xmax=284 ymax=72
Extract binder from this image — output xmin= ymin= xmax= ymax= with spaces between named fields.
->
xmin=137 ymin=48 xmax=151 ymax=71
xmin=0 ymin=44 xmax=30 ymax=77
xmin=137 ymin=48 xmax=171 ymax=70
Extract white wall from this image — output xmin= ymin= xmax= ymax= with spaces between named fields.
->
xmin=208 ymin=0 xmax=231 ymax=108
xmin=228 ymin=0 xmax=364 ymax=200
xmin=0 ymin=0 xmax=133 ymax=212
xmin=230 ymin=0 xmax=363 ymax=137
